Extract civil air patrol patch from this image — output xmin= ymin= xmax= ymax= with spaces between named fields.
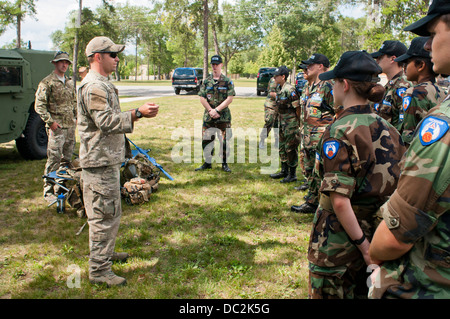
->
xmin=402 ymin=96 xmax=412 ymax=111
xmin=374 ymin=103 xmax=379 ymax=112
xmin=397 ymin=87 xmax=407 ymax=98
xmin=207 ymin=94 xmax=212 ymax=100
xmin=323 ymin=140 xmax=340 ymax=160
xmin=291 ymin=91 xmax=296 ymax=97
xmin=419 ymin=116 xmax=449 ymax=146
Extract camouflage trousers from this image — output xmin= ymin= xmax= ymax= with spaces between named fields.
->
xmin=302 ymin=130 xmax=324 ymax=205
xmin=308 ymin=262 xmax=368 ymax=299
xmin=260 ymin=106 xmax=279 ymax=140
xmin=202 ymin=121 xmax=232 ymax=163
xmin=82 ymin=164 xmax=122 ymax=276
xmin=279 ymin=111 xmax=300 ymax=167
xmin=308 ymin=197 xmax=377 ymax=299
xmin=43 ymin=126 xmax=76 ymax=198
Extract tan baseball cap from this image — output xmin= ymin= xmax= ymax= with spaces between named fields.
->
xmin=51 ymin=51 xmax=72 ymax=64
xmin=85 ymin=36 xmax=125 ymax=57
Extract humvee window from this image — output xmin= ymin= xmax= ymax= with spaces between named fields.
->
xmin=0 ymin=66 xmax=21 ymax=86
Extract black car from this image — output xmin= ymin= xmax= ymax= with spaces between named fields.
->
xmin=172 ymin=67 xmax=203 ymax=94
xmin=256 ymin=67 xmax=277 ymax=96
xmin=295 ymin=72 xmax=307 ymax=95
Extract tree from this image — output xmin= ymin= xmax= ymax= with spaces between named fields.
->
xmin=0 ymin=0 xmax=37 ymax=48
xmin=215 ymin=0 xmax=261 ymax=75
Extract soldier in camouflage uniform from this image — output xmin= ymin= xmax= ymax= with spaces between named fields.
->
xmin=394 ymin=36 xmax=445 ymax=146
xmin=196 ymin=55 xmax=235 ymax=173
xmin=307 ymin=51 xmax=406 ymax=299
xmin=259 ymin=76 xmax=279 ymax=149
xmin=35 ymin=51 xmax=77 ymax=202
xmin=369 ymin=1 xmax=450 ymax=299
xmin=291 ymin=54 xmax=334 ymax=214
xmin=269 ymin=66 xmax=300 ymax=183
xmin=78 ymin=36 xmax=159 ymax=287
xmin=371 ymin=40 xmax=412 ymax=131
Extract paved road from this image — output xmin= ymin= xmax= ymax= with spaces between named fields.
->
xmin=115 ymin=84 xmax=259 ymax=103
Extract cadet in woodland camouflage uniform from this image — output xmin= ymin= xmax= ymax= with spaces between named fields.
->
xmin=78 ymin=36 xmax=159 ymax=287
xmin=196 ymin=55 xmax=235 ymax=173
xmin=259 ymin=76 xmax=279 ymax=149
xmin=369 ymin=1 xmax=450 ymax=299
xmin=394 ymin=36 xmax=445 ymax=146
xmin=35 ymin=51 xmax=77 ymax=202
xmin=307 ymin=51 xmax=406 ymax=299
xmin=269 ymin=66 xmax=300 ymax=183
xmin=291 ymin=54 xmax=334 ymax=214
xmin=371 ymin=40 xmax=412 ymax=131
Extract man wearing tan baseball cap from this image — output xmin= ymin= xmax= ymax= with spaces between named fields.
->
xmin=77 ymin=36 xmax=159 ymax=287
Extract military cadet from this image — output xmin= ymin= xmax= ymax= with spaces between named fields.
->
xmin=35 ymin=51 xmax=77 ymax=203
xmin=395 ymin=36 xmax=445 ymax=146
xmin=259 ymin=76 xmax=279 ymax=149
xmin=291 ymin=54 xmax=334 ymax=214
xmin=307 ymin=51 xmax=406 ymax=299
xmin=369 ymin=0 xmax=450 ymax=299
xmin=371 ymin=40 xmax=412 ymax=131
xmin=196 ymin=55 xmax=235 ymax=173
xmin=78 ymin=36 xmax=159 ymax=287
xmin=269 ymin=66 xmax=300 ymax=183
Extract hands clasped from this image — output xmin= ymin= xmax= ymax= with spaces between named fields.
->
xmin=208 ymin=108 xmax=220 ymax=119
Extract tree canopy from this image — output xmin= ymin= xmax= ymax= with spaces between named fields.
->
xmin=1 ymin=0 xmax=432 ymax=79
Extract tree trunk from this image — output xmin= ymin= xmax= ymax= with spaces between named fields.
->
xmin=212 ymin=24 xmax=219 ymax=55
xmin=203 ymin=0 xmax=209 ymax=80
xmin=73 ymin=0 xmax=82 ymax=88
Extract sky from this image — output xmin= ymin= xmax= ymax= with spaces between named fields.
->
xmin=0 ymin=0 xmax=366 ymax=52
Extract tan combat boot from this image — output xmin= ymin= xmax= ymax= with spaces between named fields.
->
xmin=89 ymin=271 xmax=127 ymax=287
xmin=111 ymin=252 xmax=129 ymax=262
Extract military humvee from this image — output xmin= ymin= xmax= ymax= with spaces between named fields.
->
xmin=0 ymin=48 xmax=55 ymax=159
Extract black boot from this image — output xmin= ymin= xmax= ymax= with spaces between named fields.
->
xmin=195 ymin=162 xmax=212 ymax=171
xmin=270 ymin=162 xmax=288 ymax=179
xmin=222 ymin=162 xmax=231 ymax=172
xmin=294 ymin=179 xmax=309 ymax=191
xmin=291 ymin=202 xmax=318 ymax=214
xmin=281 ymin=166 xmax=297 ymax=183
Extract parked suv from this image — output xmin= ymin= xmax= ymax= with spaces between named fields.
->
xmin=172 ymin=67 xmax=203 ymax=94
xmin=256 ymin=67 xmax=276 ymax=96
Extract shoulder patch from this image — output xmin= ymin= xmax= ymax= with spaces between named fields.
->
xmin=397 ymin=87 xmax=407 ymax=98
xmin=419 ymin=116 xmax=449 ymax=146
xmin=402 ymin=96 xmax=412 ymax=111
xmin=88 ymin=86 xmax=108 ymax=111
xmin=323 ymin=140 xmax=340 ymax=160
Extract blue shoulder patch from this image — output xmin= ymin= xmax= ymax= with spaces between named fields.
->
xmin=419 ymin=116 xmax=449 ymax=146
xmin=323 ymin=140 xmax=340 ymax=160
xmin=402 ymin=96 xmax=412 ymax=111
xmin=397 ymin=87 xmax=407 ymax=98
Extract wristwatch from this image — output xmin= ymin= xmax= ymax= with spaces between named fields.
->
xmin=135 ymin=108 xmax=143 ymax=118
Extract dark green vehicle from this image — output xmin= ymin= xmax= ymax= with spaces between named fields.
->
xmin=0 ymin=48 xmax=55 ymax=159
xmin=256 ymin=67 xmax=276 ymax=96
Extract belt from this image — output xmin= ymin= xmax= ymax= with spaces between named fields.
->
xmin=277 ymin=107 xmax=296 ymax=114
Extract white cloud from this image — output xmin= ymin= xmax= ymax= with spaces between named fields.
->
xmin=0 ymin=0 xmax=144 ymax=50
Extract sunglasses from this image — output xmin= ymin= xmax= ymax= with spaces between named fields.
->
xmin=103 ymin=52 xmax=118 ymax=59
xmin=54 ymin=51 xmax=68 ymax=57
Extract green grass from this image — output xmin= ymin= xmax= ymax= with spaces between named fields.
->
xmin=0 ymin=94 xmax=312 ymax=299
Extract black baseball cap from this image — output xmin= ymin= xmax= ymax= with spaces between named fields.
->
xmin=394 ymin=37 xmax=430 ymax=62
xmin=319 ymin=51 xmax=382 ymax=82
xmin=371 ymin=40 xmax=408 ymax=58
xmin=211 ymin=55 xmax=223 ymax=64
xmin=404 ymin=0 xmax=450 ymax=36
xmin=273 ymin=66 xmax=290 ymax=77
xmin=301 ymin=53 xmax=330 ymax=68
